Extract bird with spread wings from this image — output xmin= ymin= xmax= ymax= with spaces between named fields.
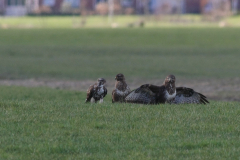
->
xmin=125 ymin=75 xmax=209 ymax=105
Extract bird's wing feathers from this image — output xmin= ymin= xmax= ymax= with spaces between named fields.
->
xmin=172 ymin=87 xmax=209 ymax=104
xmin=112 ymin=89 xmax=125 ymax=103
xmin=112 ymin=89 xmax=117 ymax=102
xmin=125 ymin=84 xmax=158 ymax=104
xmin=148 ymin=84 xmax=162 ymax=94
xmin=134 ymin=84 xmax=161 ymax=94
xmin=86 ymin=85 xmax=94 ymax=102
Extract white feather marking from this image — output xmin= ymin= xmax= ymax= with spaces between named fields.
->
xmin=116 ymin=88 xmax=130 ymax=96
xmin=97 ymin=85 xmax=104 ymax=95
xmin=165 ymin=90 xmax=176 ymax=100
xmin=99 ymin=99 xmax=103 ymax=103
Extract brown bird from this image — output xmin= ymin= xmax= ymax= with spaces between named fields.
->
xmin=125 ymin=75 xmax=209 ymax=105
xmin=85 ymin=78 xmax=107 ymax=103
xmin=112 ymin=73 xmax=131 ymax=103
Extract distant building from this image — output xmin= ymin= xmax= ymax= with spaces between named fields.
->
xmin=185 ymin=0 xmax=201 ymax=13
xmin=0 ymin=0 xmax=5 ymax=14
xmin=0 ymin=0 xmax=239 ymax=16
xmin=150 ymin=0 xmax=185 ymax=14
xmin=3 ymin=0 xmax=27 ymax=16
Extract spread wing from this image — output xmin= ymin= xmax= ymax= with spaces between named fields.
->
xmin=125 ymin=84 xmax=160 ymax=104
xmin=171 ymin=87 xmax=209 ymax=104
xmin=85 ymin=85 xmax=94 ymax=102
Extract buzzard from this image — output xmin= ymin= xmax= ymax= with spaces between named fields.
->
xmin=112 ymin=73 xmax=131 ymax=103
xmin=125 ymin=75 xmax=209 ymax=105
xmin=85 ymin=78 xmax=107 ymax=103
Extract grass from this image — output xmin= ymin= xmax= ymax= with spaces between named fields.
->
xmin=0 ymin=86 xmax=240 ymax=159
xmin=0 ymin=28 xmax=240 ymax=81
xmin=0 ymin=15 xmax=240 ymax=28
xmin=0 ymin=18 xmax=240 ymax=159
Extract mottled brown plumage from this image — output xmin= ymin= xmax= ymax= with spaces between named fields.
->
xmin=112 ymin=73 xmax=131 ymax=103
xmin=85 ymin=78 xmax=107 ymax=103
xmin=125 ymin=75 xmax=176 ymax=104
xmin=125 ymin=75 xmax=209 ymax=105
xmin=172 ymin=87 xmax=209 ymax=104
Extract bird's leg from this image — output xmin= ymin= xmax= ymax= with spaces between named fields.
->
xmin=99 ymin=96 xmax=104 ymax=103
xmin=90 ymin=97 xmax=95 ymax=103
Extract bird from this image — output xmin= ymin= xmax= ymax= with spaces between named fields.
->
xmin=85 ymin=78 xmax=107 ymax=103
xmin=112 ymin=73 xmax=131 ymax=103
xmin=125 ymin=75 xmax=209 ymax=105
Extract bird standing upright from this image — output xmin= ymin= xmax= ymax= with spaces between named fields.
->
xmin=112 ymin=73 xmax=131 ymax=103
xmin=85 ymin=78 xmax=107 ymax=103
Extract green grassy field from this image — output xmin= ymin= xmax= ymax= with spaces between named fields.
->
xmin=0 ymin=28 xmax=240 ymax=80
xmin=0 ymin=20 xmax=240 ymax=159
xmin=0 ymin=86 xmax=240 ymax=159
xmin=0 ymin=15 xmax=240 ymax=28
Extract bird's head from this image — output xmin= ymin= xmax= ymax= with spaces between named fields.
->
xmin=97 ymin=78 xmax=106 ymax=86
xmin=115 ymin=73 xmax=125 ymax=81
xmin=164 ymin=75 xmax=176 ymax=95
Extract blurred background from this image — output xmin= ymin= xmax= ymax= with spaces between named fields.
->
xmin=0 ymin=0 xmax=240 ymax=101
xmin=1 ymin=0 xmax=237 ymax=15
xmin=0 ymin=0 xmax=240 ymax=27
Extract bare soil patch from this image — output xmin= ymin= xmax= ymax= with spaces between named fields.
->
xmin=0 ymin=78 xmax=239 ymax=102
